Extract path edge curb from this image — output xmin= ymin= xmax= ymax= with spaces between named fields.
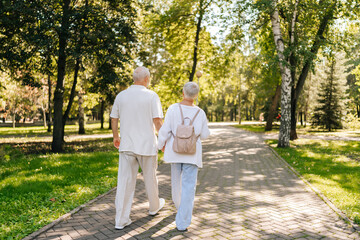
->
xmin=267 ymin=146 xmax=360 ymax=233
xmin=22 ymin=187 xmax=117 ymax=240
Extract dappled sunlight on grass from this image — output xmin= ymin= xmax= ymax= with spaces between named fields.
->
xmin=0 ymin=122 xmax=112 ymax=136
xmin=267 ymin=139 xmax=360 ymax=224
xmin=0 ymin=150 xmax=119 ymax=239
xmin=233 ymin=123 xmax=278 ymax=133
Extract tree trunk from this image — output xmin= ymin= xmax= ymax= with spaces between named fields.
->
xmin=270 ymin=1 xmax=292 ymax=148
xmin=300 ymin=111 xmax=303 ymax=126
xmin=234 ymin=105 xmax=237 ymax=122
xmin=78 ymin=90 xmax=85 ymax=134
xmin=290 ymin=95 xmax=297 ymax=139
xmin=357 ymin=104 xmax=360 ymax=118
xmin=43 ymin=107 xmax=47 ymax=128
xmin=47 ymin=73 xmax=52 ymax=132
xmin=245 ymin=105 xmax=249 ymax=120
xmin=238 ymin=90 xmax=241 ymax=124
xmin=290 ymin=6 xmax=334 ymax=140
xmin=253 ymin=102 xmax=257 ymax=120
xmin=52 ymin=0 xmax=71 ymax=153
xmin=12 ymin=112 xmax=15 ymax=128
xmin=189 ymin=0 xmax=204 ymax=82
xmin=100 ymin=99 xmax=105 ymax=129
xmin=61 ymin=0 xmax=88 ymax=141
xmin=265 ymin=84 xmax=281 ymax=131
xmin=62 ymin=57 xmax=81 ymax=141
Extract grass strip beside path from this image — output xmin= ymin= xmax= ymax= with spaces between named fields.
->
xmin=267 ymin=139 xmax=360 ymax=225
xmin=233 ymin=123 xmax=279 ymax=133
xmin=234 ymin=123 xmax=360 ymax=138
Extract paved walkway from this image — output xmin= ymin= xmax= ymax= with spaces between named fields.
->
xmin=31 ymin=124 xmax=359 ymax=239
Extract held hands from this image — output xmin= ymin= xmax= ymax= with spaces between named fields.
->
xmin=113 ymin=137 xmax=120 ymax=149
xmin=161 ymin=142 xmax=166 ymax=152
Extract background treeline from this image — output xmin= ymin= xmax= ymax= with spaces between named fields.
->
xmin=1 ymin=0 xmax=360 ymax=151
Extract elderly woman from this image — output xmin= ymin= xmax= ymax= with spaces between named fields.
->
xmin=158 ymin=82 xmax=210 ymax=231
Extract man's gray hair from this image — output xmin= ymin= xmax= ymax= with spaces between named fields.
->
xmin=183 ymin=82 xmax=199 ymax=99
xmin=133 ymin=66 xmax=150 ymax=82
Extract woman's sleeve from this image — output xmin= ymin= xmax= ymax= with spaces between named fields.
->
xmin=200 ymin=111 xmax=210 ymax=140
xmin=158 ymin=106 xmax=173 ymax=149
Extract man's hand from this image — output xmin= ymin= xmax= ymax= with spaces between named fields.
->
xmin=153 ymin=117 xmax=163 ymax=133
xmin=113 ymin=136 xmax=120 ymax=149
xmin=111 ymin=118 xmax=120 ymax=149
xmin=161 ymin=142 xmax=166 ymax=152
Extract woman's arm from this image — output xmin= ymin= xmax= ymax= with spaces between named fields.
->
xmin=200 ymin=112 xmax=210 ymax=140
xmin=157 ymin=107 xmax=173 ymax=149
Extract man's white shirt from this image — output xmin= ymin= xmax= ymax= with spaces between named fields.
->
xmin=110 ymin=85 xmax=163 ymax=156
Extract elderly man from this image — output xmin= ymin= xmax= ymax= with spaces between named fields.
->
xmin=110 ymin=66 xmax=165 ymax=230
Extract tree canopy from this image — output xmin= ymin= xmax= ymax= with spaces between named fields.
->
xmin=1 ymin=0 xmax=360 ymax=150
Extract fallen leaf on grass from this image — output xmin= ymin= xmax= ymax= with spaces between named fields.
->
xmin=49 ymin=198 xmax=56 ymax=202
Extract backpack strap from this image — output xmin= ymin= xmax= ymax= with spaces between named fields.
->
xmin=178 ymin=103 xmax=185 ymax=124
xmin=178 ymin=103 xmax=200 ymax=125
xmin=190 ymin=108 xmax=200 ymax=125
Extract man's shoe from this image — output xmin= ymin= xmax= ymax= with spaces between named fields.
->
xmin=149 ymin=198 xmax=165 ymax=216
xmin=115 ymin=221 xmax=132 ymax=230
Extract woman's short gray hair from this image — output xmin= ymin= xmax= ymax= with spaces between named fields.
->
xmin=183 ymin=82 xmax=199 ymax=99
xmin=133 ymin=66 xmax=150 ymax=82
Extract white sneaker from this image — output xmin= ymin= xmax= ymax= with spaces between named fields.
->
xmin=115 ymin=220 xmax=132 ymax=230
xmin=149 ymin=198 xmax=165 ymax=216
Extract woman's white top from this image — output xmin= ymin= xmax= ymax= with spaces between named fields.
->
xmin=158 ymin=103 xmax=210 ymax=168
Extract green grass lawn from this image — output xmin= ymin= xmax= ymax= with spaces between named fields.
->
xmin=234 ymin=123 xmax=360 ymax=137
xmin=267 ymin=139 xmax=360 ymax=225
xmin=0 ymin=141 xmax=164 ymax=239
xmin=234 ymin=123 xmax=279 ymax=133
xmin=0 ymin=122 xmax=112 ymax=136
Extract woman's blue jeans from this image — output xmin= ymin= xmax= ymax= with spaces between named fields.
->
xmin=171 ymin=163 xmax=198 ymax=230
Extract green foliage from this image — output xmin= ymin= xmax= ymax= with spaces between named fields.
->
xmin=267 ymin=139 xmax=360 ymax=225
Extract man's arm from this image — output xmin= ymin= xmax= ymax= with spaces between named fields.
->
xmin=153 ymin=117 xmax=163 ymax=133
xmin=111 ymin=117 xmax=120 ymax=149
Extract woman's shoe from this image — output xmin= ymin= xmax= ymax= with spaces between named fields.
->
xmin=177 ymin=228 xmax=188 ymax=232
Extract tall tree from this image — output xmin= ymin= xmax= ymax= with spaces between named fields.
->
xmin=269 ymin=0 xmax=292 ymax=147
xmin=289 ymin=3 xmax=336 ymax=139
xmin=189 ymin=0 xmax=213 ymax=82
xmin=50 ymin=0 xmax=136 ymax=152
xmin=311 ymin=53 xmax=347 ymax=131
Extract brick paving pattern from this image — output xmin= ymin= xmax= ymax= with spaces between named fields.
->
xmin=33 ymin=123 xmax=359 ymax=239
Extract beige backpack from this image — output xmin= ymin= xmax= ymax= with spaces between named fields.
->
xmin=172 ymin=103 xmax=200 ymax=154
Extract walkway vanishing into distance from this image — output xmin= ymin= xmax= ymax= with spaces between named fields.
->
xmin=27 ymin=123 xmax=359 ymax=239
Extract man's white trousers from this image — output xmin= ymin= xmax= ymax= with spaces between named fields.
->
xmin=115 ymin=152 xmax=160 ymax=228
